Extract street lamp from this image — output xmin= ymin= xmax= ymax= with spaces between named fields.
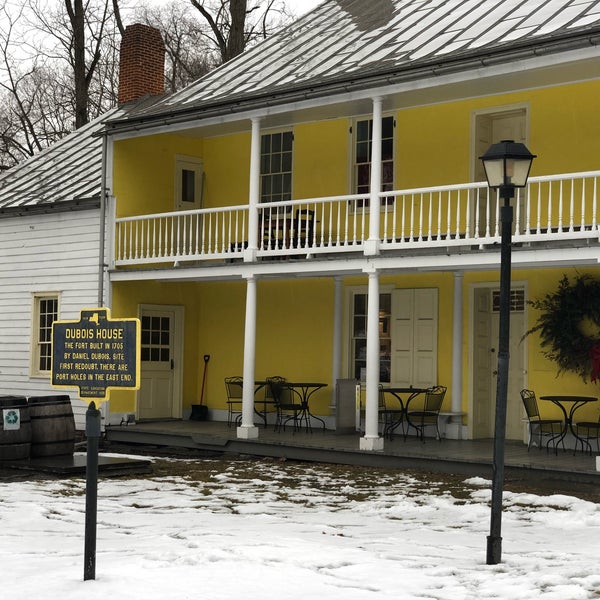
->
xmin=480 ymin=140 xmax=535 ymax=565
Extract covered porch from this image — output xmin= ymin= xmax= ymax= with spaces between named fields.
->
xmin=107 ymin=169 xmax=600 ymax=451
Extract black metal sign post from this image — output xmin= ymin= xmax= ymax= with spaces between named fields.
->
xmin=51 ymin=307 xmax=140 ymax=581
xmin=84 ymin=401 xmax=101 ymax=581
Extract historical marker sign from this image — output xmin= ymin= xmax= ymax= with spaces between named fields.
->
xmin=51 ymin=307 xmax=140 ymax=402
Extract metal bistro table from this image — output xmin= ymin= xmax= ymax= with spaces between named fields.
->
xmin=289 ymin=382 xmax=328 ymax=432
xmin=539 ymin=395 xmax=598 ymax=453
xmin=380 ymin=387 xmax=428 ymax=440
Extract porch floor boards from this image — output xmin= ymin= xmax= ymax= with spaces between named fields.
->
xmin=105 ymin=420 xmax=599 ymax=493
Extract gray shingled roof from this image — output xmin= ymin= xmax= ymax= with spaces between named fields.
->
xmin=108 ymin=0 xmax=600 ymax=128
xmin=0 ymin=108 xmax=123 ymax=213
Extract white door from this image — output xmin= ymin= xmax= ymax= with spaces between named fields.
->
xmin=471 ymin=287 xmax=525 ymax=439
xmin=138 ymin=306 xmax=183 ymax=420
xmin=175 ymin=156 xmax=204 ymax=211
xmin=472 ymin=288 xmax=493 ymax=437
xmin=391 ymin=288 xmax=438 ymax=387
xmin=474 ymin=108 xmax=527 ymax=235
xmin=492 ymin=304 xmax=526 ymax=440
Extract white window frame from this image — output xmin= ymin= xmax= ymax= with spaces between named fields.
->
xmin=260 ymin=128 xmax=294 ymax=204
xmin=30 ymin=292 xmax=60 ymax=377
xmin=350 ymin=114 xmax=395 ymax=206
xmin=345 ymin=285 xmax=395 ymax=383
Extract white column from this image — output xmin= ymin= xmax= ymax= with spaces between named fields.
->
xmin=360 ymin=268 xmax=384 ymax=451
xmin=244 ymin=117 xmax=261 ymax=262
xmin=448 ymin=271 xmax=464 ymax=439
xmin=330 ymin=276 xmax=344 ymax=426
xmin=237 ymin=274 xmax=259 ymax=439
xmin=331 ymin=276 xmax=343 ymax=391
xmin=365 ymin=96 xmax=382 ymax=256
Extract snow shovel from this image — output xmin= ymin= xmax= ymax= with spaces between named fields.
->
xmin=190 ymin=354 xmax=210 ymax=421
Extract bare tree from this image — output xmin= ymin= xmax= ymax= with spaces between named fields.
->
xmin=31 ymin=0 xmax=120 ymax=127
xmin=190 ymin=0 xmax=290 ymax=64
xmin=136 ymin=0 xmax=213 ymax=92
xmin=0 ymin=0 xmax=296 ymax=169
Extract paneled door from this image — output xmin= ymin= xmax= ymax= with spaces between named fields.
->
xmin=391 ymin=288 xmax=438 ymax=388
xmin=137 ymin=305 xmax=183 ymax=420
xmin=175 ymin=156 xmax=204 ymax=211
xmin=471 ymin=286 xmax=525 ymax=440
xmin=474 ymin=107 xmax=528 ymax=236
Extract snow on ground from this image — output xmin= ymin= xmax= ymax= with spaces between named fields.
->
xmin=0 ymin=454 xmax=599 ymax=599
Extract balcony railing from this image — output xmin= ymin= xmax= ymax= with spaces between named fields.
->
xmin=112 ymin=170 xmax=600 ymax=267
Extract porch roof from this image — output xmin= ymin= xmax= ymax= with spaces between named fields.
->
xmin=105 ymin=0 xmax=600 ymax=133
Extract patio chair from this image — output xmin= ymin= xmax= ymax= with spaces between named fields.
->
xmin=257 ymin=379 xmax=278 ymax=427
xmin=520 ymin=389 xmax=564 ymax=452
xmin=405 ymin=386 xmax=446 ymax=441
xmin=378 ymin=386 xmax=405 ymax=440
xmin=574 ymin=413 xmax=600 ymax=455
xmin=224 ymin=376 xmax=243 ymax=427
xmin=267 ymin=376 xmax=303 ymax=432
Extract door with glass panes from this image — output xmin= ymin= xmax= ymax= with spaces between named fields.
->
xmin=138 ymin=306 xmax=182 ymax=419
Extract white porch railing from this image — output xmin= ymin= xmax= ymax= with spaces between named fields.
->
xmin=113 ymin=171 xmax=600 ymax=266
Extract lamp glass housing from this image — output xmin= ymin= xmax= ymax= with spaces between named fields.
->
xmin=480 ymin=140 xmax=536 ymax=190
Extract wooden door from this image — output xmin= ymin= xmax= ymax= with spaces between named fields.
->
xmin=492 ymin=303 xmax=525 ymax=440
xmin=175 ymin=156 xmax=204 ymax=211
xmin=474 ymin=109 xmax=527 ymax=235
xmin=471 ymin=286 xmax=525 ymax=439
xmin=138 ymin=306 xmax=180 ymax=420
xmin=391 ymin=288 xmax=438 ymax=388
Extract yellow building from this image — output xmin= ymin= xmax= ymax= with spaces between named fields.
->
xmin=103 ymin=2 xmax=600 ymax=451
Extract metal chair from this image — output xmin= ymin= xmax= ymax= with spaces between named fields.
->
xmin=574 ymin=413 xmax=600 ymax=454
xmin=405 ymin=386 xmax=446 ymax=441
xmin=267 ymin=376 xmax=304 ymax=432
xmin=520 ymin=389 xmax=563 ymax=452
xmin=378 ymin=386 xmax=405 ymax=440
xmin=224 ymin=376 xmax=243 ymax=427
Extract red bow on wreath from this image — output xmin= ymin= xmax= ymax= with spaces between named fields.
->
xmin=589 ymin=342 xmax=600 ymax=383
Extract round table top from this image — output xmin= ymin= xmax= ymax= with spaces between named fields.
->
xmin=540 ymin=395 xmax=597 ymax=403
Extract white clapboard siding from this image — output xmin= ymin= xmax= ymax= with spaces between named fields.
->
xmin=0 ymin=208 xmax=107 ymax=430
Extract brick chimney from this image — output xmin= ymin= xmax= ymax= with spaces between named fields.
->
xmin=118 ymin=24 xmax=165 ymax=104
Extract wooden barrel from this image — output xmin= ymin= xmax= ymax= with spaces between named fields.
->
xmin=28 ymin=395 xmax=76 ymax=457
xmin=0 ymin=396 xmax=31 ymax=461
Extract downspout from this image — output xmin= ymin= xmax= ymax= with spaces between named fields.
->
xmin=97 ymin=133 xmax=108 ymax=308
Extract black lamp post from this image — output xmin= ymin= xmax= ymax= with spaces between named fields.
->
xmin=480 ymin=139 xmax=535 ymax=565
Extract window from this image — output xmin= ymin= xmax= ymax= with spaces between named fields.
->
xmin=31 ymin=294 xmax=59 ymax=375
xmin=141 ymin=315 xmax=171 ymax=363
xmin=353 ymin=115 xmax=394 ymax=205
xmin=492 ymin=289 xmax=525 ymax=312
xmin=351 ymin=292 xmax=391 ymax=383
xmin=260 ymin=130 xmax=293 ymax=203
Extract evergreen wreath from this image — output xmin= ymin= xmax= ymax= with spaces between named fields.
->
xmin=526 ymin=274 xmax=600 ymax=383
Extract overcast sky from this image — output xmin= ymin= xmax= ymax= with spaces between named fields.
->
xmin=285 ymin=0 xmax=323 ymax=16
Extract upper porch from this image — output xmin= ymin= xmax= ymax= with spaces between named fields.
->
xmin=111 ymin=170 xmax=600 ymax=276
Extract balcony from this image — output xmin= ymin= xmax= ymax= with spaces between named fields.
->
xmin=112 ymin=170 xmax=600 ymax=268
